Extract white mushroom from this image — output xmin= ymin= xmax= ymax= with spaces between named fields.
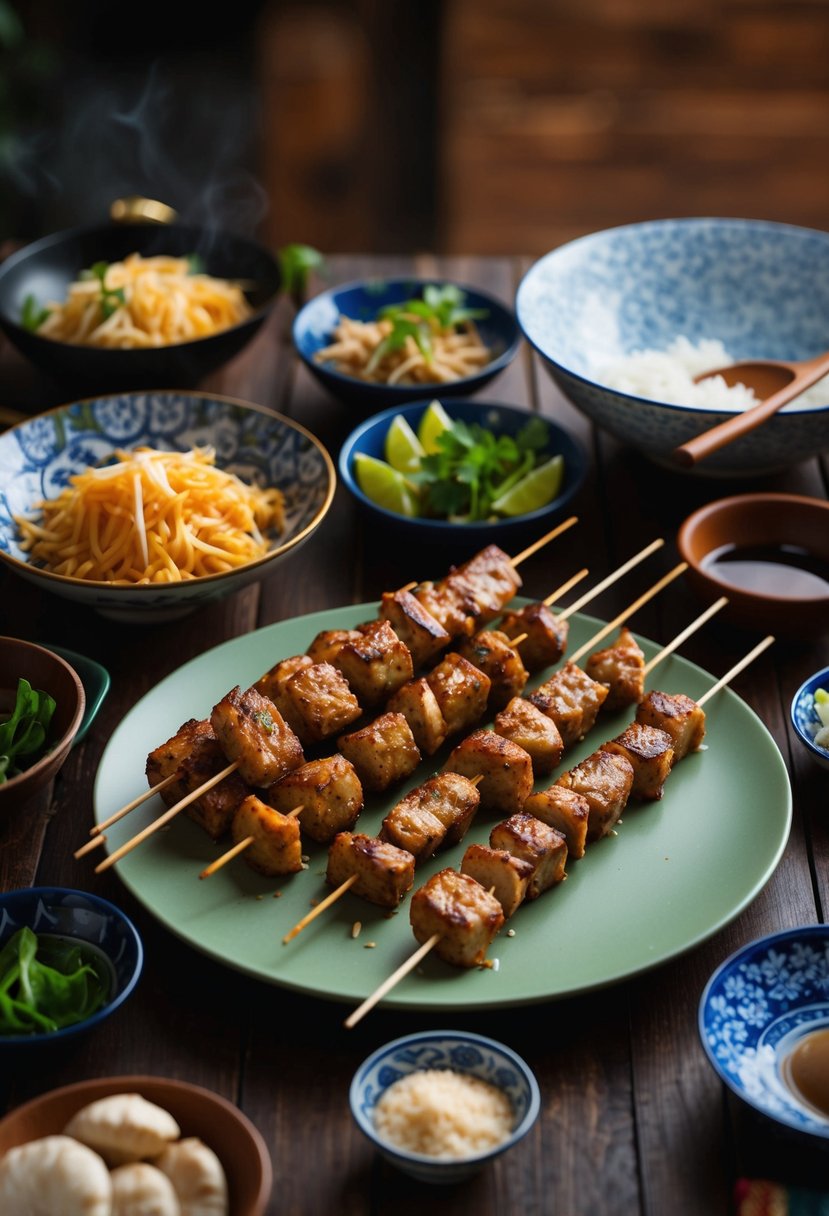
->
xmin=64 ymin=1093 xmax=181 ymax=1166
xmin=111 ymin=1162 xmax=181 ymax=1216
xmin=156 ymin=1138 xmax=229 ymax=1216
xmin=0 ymin=1133 xmax=113 ymax=1216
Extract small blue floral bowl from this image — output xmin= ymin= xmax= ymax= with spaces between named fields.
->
xmin=0 ymin=886 xmax=144 ymax=1052
xmin=349 ymin=1030 xmax=540 ymax=1183
xmin=0 ymin=391 xmax=335 ymax=622
xmin=293 ymin=277 xmax=522 ymax=412
xmin=516 ymin=217 xmax=829 ymax=477
xmin=699 ymin=925 xmax=829 ymax=1138
xmin=791 ymin=666 xmax=829 ymax=772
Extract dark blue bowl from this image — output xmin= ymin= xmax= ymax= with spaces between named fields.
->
xmin=338 ymin=398 xmax=587 ymax=553
xmin=790 ymin=665 xmax=829 ymax=772
xmin=0 ymin=887 xmax=143 ymax=1050
xmin=293 ymin=277 xmax=522 ymax=412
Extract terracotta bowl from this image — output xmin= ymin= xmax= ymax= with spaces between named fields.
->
xmin=0 ymin=636 xmax=85 ymax=810
xmin=677 ymin=493 xmax=829 ymax=637
xmin=0 ymin=1075 xmax=273 ymax=1216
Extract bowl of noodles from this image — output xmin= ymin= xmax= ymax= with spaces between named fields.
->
xmin=0 ymin=221 xmax=282 ymax=392
xmin=0 ymin=391 xmax=336 ymax=622
xmin=293 ymin=277 xmax=522 ymax=411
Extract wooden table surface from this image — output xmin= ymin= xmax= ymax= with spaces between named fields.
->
xmin=1 ymin=253 xmax=828 ymax=1215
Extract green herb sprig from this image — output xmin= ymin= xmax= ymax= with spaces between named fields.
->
xmin=0 ymin=677 xmax=56 ymax=783
xmin=278 ymin=243 xmax=325 ymax=308
xmin=411 ymin=415 xmax=549 ymax=522
xmin=0 ymin=927 xmax=108 ymax=1035
xmin=81 ymin=261 xmax=126 ymax=320
xmin=20 ymin=293 xmax=51 ymax=331
xmin=367 ymin=284 xmax=489 ymax=375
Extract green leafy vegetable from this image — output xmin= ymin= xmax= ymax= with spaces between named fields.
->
xmin=410 ymin=414 xmax=550 ymax=522
xmin=369 ymin=285 xmax=489 ymax=373
xmin=185 ymin=252 xmax=206 ymax=275
xmin=0 ymin=928 xmax=109 ymax=1035
xmin=82 ymin=261 xmax=126 ymax=319
xmin=20 ymin=293 xmax=51 ymax=331
xmin=0 ymin=676 xmax=56 ymax=783
xmin=278 ymin=243 xmax=325 ymax=307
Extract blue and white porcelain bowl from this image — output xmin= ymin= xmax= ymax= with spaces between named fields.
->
xmin=516 ymin=217 xmax=829 ymax=477
xmin=699 ymin=925 xmax=829 ymax=1138
xmin=791 ymin=666 xmax=829 ymax=772
xmin=0 ymin=886 xmax=144 ymax=1052
xmin=0 ymin=391 xmax=335 ymax=622
xmin=294 ymin=277 xmax=522 ymax=412
xmin=349 ymin=1030 xmax=540 ymax=1184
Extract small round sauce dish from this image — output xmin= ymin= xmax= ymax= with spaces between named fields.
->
xmin=349 ymin=1029 xmax=540 ymax=1183
xmin=791 ymin=665 xmax=829 ymax=772
xmin=699 ymin=924 xmax=829 ymax=1139
xmin=677 ymin=492 xmax=829 ymax=637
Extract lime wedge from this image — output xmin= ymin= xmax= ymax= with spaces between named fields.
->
xmin=491 ymin=455 xmax=565 ymax=517
xmin=417 ymin=399 xmax=454 ymax=455
xmin=385 ymin=414 xmax=425 ymax=473
xmin=353 ymin=453 xmax=419 ymax=517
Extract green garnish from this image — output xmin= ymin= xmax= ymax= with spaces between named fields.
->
xmin=252 ymin=710 xmax=275 ymax=734
xmin=0 ymin=677 xmax=56 ymax=784
xmin=368 ymin=285 xmax=489 ymax=374
xmin=412 ymin=415 xmax=549 ymax=522
xmin=0 ymin=928 xmax=109 ymax=1035
xmin=84 ymin=261 xmax=126 ymax=319
xmin=20 ymin=293 xmax=51 ymax=332
xmin=185 ymin=253 xmax=206 ymax=275
xmin=278 ymin=243 xmax=325 ymax=307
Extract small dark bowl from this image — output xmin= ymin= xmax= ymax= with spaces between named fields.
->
xmin=0 ymin=637 xmax=86 ymax=811
xmin=0 ymin=1074 xmax=272 ymax=1215
xmin=0 ymin=886 xmax=143 ymax=1050
xmin=790 ymin=665 xmax=829 ymax=772
xmin=293 ymin=276 xmax=522 ymax=411
xmin=677 ymin=493 xmax=829 ymax=637
xmin=338 ymin=398 xmax=587 ymax=555
xmin=0 ymin=222 xmax=281 ymax=392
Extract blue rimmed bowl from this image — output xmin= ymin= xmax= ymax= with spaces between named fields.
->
xmin=294 ymin=277 xmax=522 ymax=412
xmin=699 ymin=925 xmax=829 ymax=1138
xmin=349 ymin=1030 xmax=540 ymax=1183
xmin=0 ymin=886 xmax=144 ymax=1052
xmin=791 ymin=666 xmax=829 ymax=772
xmin=516 ymin=217 xmax=829 ymax=477
xmin=338 ymin=397 xmax=587 ymax=555
xmin=0 ymin=390 xmax=335 ymax=622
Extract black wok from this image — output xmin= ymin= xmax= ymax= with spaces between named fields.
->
xmin=0 ymin=219 xmax=282 ymax=393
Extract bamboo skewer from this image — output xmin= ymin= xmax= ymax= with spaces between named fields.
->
xmin=556 ymin=538 xmax=664 ymax=621
xmin=567 ymin=562 xmax=688 ymax=666
xmin=199 ymin=806 xmax=304 ymax=880
xmin=541 ymin=566 xmax=590 ymax=607
xmin=74 ymin=834 xmax=107 ymax=859
xmin=697 ymin=635 xmax=775 ymax=707
xmin=643 ymin=597 xmax=729 ymax=676
xmin=90 ymin=773 xmax=178 ymax=836
xmin=344 ymin=934 xmax=440 ymax=1029
xmin=511 ymin=515 xmax=578 ymax=567
xmin=282 ymin=875 xmax=358 ymax=944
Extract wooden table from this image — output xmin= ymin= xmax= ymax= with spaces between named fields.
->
xmin=1 ymin=253 xmax=828 ymax=1214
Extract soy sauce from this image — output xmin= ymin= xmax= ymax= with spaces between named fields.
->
xmin=701 ymin=543 xmax=829 ymax=599
xmin=781 ymin=1027 xmax=829 ymax=1119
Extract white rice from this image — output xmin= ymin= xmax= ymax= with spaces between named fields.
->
xmin=373 ymin=1068 xmax=514 ymax=1160
xmin=599 ymin=336 xmax=829 ymax=412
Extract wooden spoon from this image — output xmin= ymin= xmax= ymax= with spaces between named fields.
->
xmin=671 ymin=349 xmax=829 ymax=468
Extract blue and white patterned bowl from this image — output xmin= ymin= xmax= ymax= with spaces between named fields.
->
xmin=791 ymin=666 xmax=829 ymax=773
xmin=349 ymin=1030 xmax=540 ymax=1183
xmin=699 ymin=925 xmax=829 ymax=1138
xmin=294 ymin=277 xmax=522 ymax=413
xmin=0 ymin=391 xmax=336 ymax=622
xmin=516 ymin=217 xmax=829 ymax=477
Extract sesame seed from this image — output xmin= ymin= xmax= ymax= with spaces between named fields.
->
xmin=351 ymin=921 xmax=362 ymax=939
xmin=364 ymin=941 xmax=376 ymax=949
xmin=492 ymin=958 xmax=501 ymax=972
xmin=507 ymin=928 xmax=515 ymax=937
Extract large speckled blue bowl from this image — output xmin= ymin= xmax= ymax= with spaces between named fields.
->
xmin=0 ymin=391 xmax=335 ymax=622
xmin=516 ymin=217 xmax=829 ymax=477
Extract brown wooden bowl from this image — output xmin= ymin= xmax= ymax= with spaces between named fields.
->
xmin=0 ymin=637 xmax=85 ymax=809
xmin=677 ymin=493 xmax=829 ymax=636
xmin=0 ymin=1075 xmax=273 ymax=1216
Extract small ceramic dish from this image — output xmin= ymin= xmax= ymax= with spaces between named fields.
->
xmin=699 ymin=924 xmax=829 ymax=1139
xmin=294 ymin=276 xmax=522 ymax=411
xmin=791 ymin=665 xmax=829 ymax=772
xmin=349 ymin=1029 xmax=540 ymax=1184
xmin=0 ymin=637 xmax=86 ymax=810
xmin=338 ymin=397 xmax=587 ymax=554
xmin=677 ymin=492 xmax=829 ymax=637
xmin=0 ymin=1073 xmax=272 ymax=1216
xmin=42 ymin=644 xmax=110 ymax=745
xmin=0 ymin=390 xmax=336 ymax=622
xmin=0 ymin=886 xmax=143 ymax=1049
